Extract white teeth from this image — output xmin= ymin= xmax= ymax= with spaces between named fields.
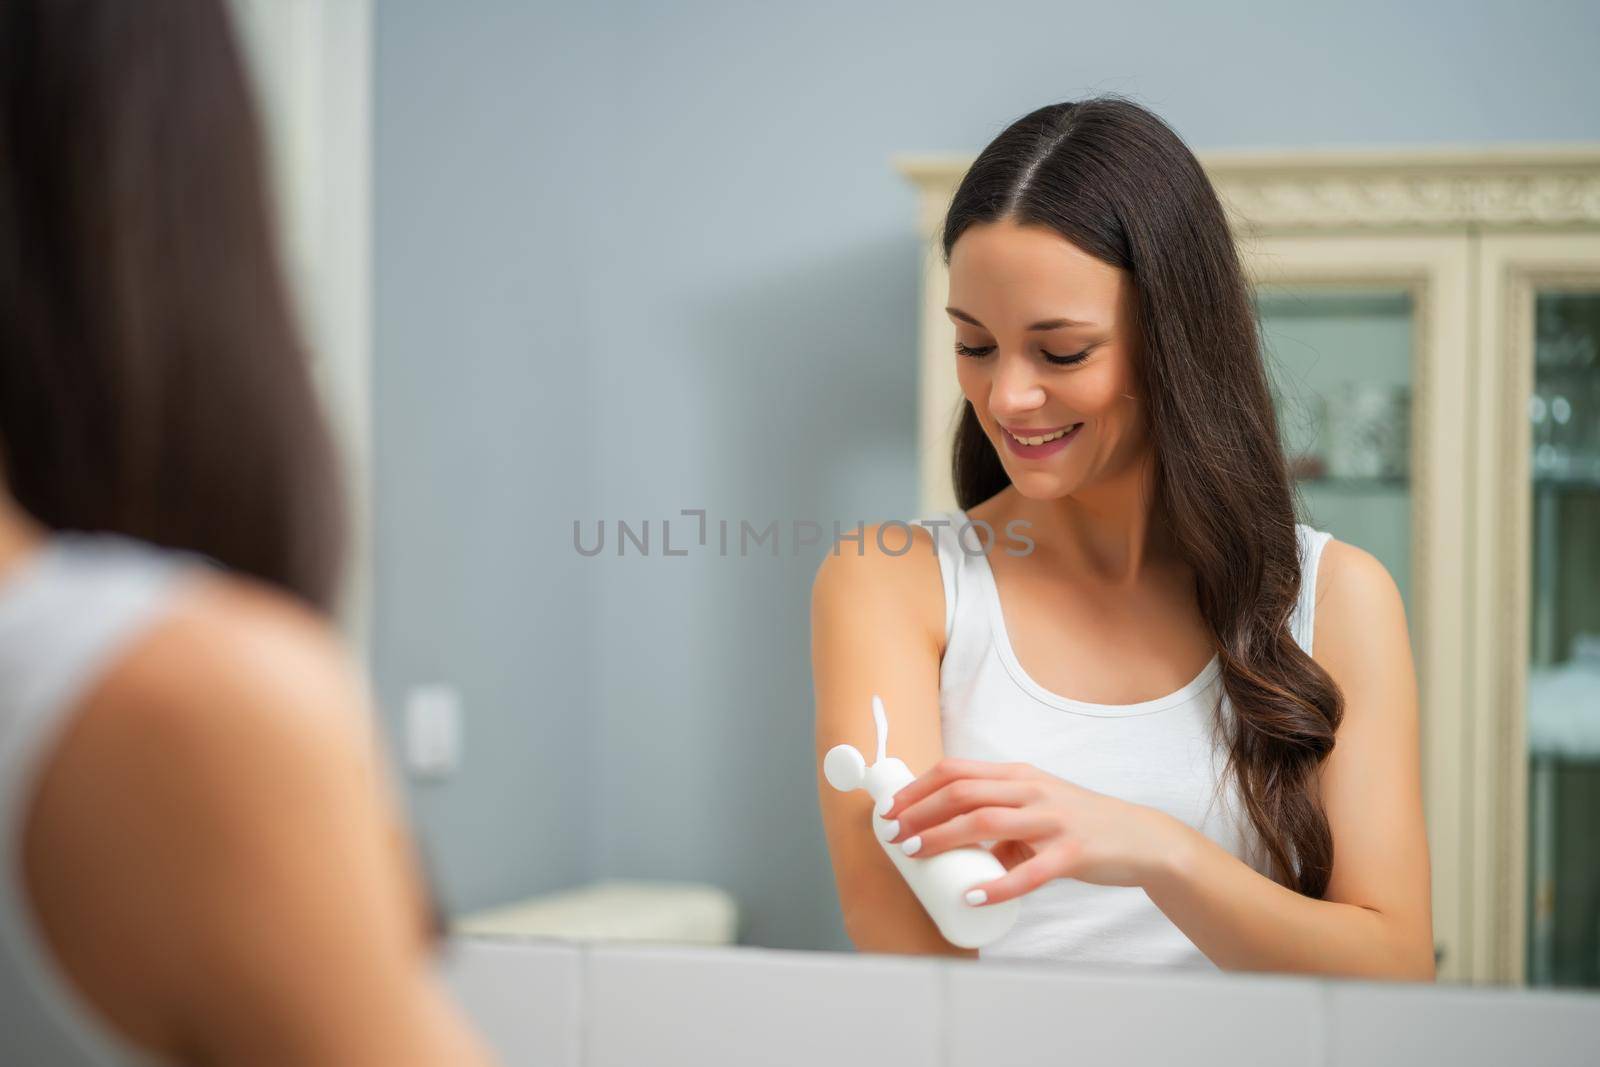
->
xmin=1008 ymin=424 xmax=1077 ymax=446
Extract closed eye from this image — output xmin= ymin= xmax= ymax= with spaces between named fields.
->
xmin=954 ymin=341 xmax=1092 ymax=366
xmin=1043 ymin=348 xmax=1092 ymax=366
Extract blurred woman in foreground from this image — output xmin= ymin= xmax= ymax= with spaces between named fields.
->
xmin=0 ymin=1 xmax=495 ymax=1063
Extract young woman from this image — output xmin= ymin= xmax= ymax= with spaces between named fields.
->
xmin=813 ymin=97 xmax=1433 ymax=979
xmin=0 ymin=2 xmax=494 ymax=1063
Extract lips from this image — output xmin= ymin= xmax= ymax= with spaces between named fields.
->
xmin=998 ymin=421 xmax=1083 ymax=459
xmin=1001 ymin=423 xmax=1081 ymax=446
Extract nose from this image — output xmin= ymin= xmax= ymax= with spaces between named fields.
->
xmin=987 ymin=350 xmax=1046 ymax=417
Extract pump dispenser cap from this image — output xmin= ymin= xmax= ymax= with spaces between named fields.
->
xmin=823 ymin=694 xmax=913 ymax=800
xmin=822 ymin=743 xmax=867 ymax=792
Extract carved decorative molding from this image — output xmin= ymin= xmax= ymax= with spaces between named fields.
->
xmin=1211 ymin=171 xmax=1600 ymax=231
xmin=894 ymin=146 xmax=1600 ymax=233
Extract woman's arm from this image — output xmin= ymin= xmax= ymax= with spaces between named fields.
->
xmin=879 ymin=538 xmax=1435 ymax=980
xmin=23 ymin=577 xmax=497 ymax=1065
xmin=810 ymin=524 xmax=975 ymax=957
xmin=1140 ymin=539 xmax=1435 ymax=979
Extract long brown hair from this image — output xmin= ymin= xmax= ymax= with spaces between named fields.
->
xmin=0 ymin=0 xmax=345 ymax=611
xmin=942 ymin=96 xmax=1343 ymax=897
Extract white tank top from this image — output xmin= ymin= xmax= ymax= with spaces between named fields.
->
xmin=0 ymin=532 xmax=203 ymax=1067
xmin=922 ymin=508 xmax=1333 ymax=970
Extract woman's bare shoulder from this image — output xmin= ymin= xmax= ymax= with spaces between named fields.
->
xmin=1314 ymin=537 xmax=1398 ymax=618
xmin=811 ymin=520 xmax=947 ymax=654
xmin=1309 ymin=536 xmax=1410 ymax=676
xmin=26 ymin=566 xmax=382 ymax=865
xmin=21 ymin=566 xmax=454 ymax=1062
xmin=55 ymin=572 xmax=380 ymax=783
xmin=21 ymin=571 xmax=387 ymax=1053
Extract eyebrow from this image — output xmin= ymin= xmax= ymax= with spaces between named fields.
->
xmin=945 ymin=307 xmax=1099 ymax=331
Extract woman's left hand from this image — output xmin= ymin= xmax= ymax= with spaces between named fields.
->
xmin=878 ymin=758 xmax=1195 ymax=906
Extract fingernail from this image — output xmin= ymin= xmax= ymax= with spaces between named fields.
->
xmin=875 ymin=794 xmax=895 ymax=817
xmin=876 ymin=819 xmax=899 ymax=841
xmin=900 ymin=835 xmax=922 ymax=856
xmin=965 ymin=889 xmax=987 ymax=906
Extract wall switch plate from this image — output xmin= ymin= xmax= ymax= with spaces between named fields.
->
xmin=406 ymin=684 xmax=462 ymax=780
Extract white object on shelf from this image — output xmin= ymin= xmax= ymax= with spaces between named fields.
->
xmin=1324 ymin=381 xmax=1410 ymax=479
xmin=1526 ymin=633 xmax=1600 ymax=984
xmin=1528 ymin=633 xmax=1600 ymax=759
xmin=453 ymin=880 xmax=739 ymax=945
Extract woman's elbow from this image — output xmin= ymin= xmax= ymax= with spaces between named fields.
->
xmin=1403 ymin=937 xmax=1438 ymax=982
xmin=838 ymin=892 xmax=970 ymax=958
xmin=1381 ymin=919 xmax=1437 ymax=982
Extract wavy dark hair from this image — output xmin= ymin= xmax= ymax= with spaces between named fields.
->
xmin=942 ymin=96 xmax=1343 ymax=898
xmin=0 ymin=0 xmax=345 ymax=611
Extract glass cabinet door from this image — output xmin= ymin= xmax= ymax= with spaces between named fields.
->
xmin=1254 ymin=288 xmax=1417 ymax=630
xmin=1525 ymin=290 xmax=1600 ymax=990
xmin=1238 ymin=234 xmax=1473 ymax=980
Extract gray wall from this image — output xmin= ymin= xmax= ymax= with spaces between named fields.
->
xmin=373 ymin=3 xmax=606 ymax=908
xmin=374 ymin=1 xmax=1600 ymax=944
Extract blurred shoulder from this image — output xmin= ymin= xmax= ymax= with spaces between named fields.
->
xmin=67 ymin=569 xmax=376 ymax=793
xmin=20 ymin=572 xmax=399 ymax=1058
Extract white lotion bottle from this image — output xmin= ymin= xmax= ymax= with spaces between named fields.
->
xmin=823 ymin=695 xmax=1019 ymax=949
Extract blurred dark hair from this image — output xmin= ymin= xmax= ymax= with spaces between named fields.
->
xmin=941 ymin=96 xmax=1343 ymax=898
xmin=0 ymin=0 xmax=345 ymax=611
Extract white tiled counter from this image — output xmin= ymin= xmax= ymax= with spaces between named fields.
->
xmin=439 ymin=937 xmax=1600 ymax=1067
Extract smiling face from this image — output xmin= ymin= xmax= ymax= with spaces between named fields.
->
xmin=947 ymin=218 xmax=1149 ymax=502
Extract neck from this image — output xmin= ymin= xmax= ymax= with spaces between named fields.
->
xmin=1013 ymin=449 xmax=1174 ymax=586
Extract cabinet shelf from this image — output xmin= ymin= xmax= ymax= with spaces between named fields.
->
xmin=1533 ymin=472 xmax=1600 ymax=492
xmin=1295 ymin=474 xmax=1410 ymax=492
